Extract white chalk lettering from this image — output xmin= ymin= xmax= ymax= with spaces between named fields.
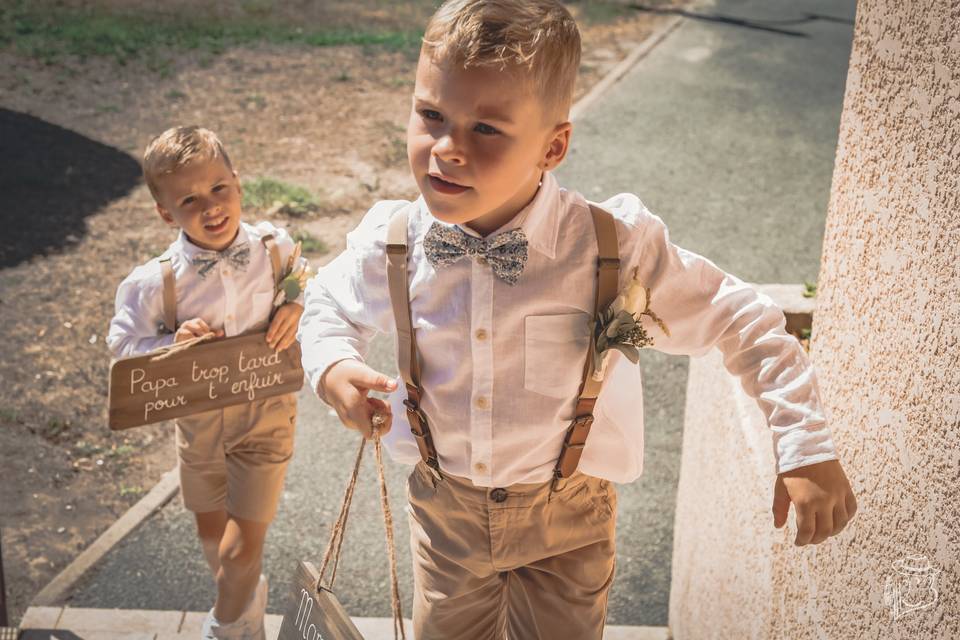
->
xmin=144 ymin=395 xmax=187 ymax=420
xmin=231 ymin=370 xmax=284 ymax=401
xmin=208 ymin=381 xmax=218 ymax=400
xmin=192 ymin=360 xmax=230 ymax=384
xmin=130 ymin=368 xmax=179 ymax=398
xmin=238 ymin=350 xmax=282 ymax=373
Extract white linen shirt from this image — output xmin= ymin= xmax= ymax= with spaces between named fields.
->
xmin=298 ymin=172 xmax=839 ymax=486
xmin=108 ymin=221 xmax=303 ymax=359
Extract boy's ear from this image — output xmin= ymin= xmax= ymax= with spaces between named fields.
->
xmin=155 ymin=202 xmax=177 ymax=228
xmin=233 ymin=170 xmax=242 ymax=196
xmin=539 ymin=121 xmax=573 ymax=172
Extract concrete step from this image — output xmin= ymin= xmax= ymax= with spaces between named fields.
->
xmin=18 ymin=606 xmax=670 ymax=639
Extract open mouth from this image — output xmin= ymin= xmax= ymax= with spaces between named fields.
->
xmin=204 ymin=216 xmax=229 ymax=233
xmin=428 ymin=174 xmax=471 ymax=195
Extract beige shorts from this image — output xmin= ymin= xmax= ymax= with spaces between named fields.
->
xmin=175 ymin=392 xmax=297 ymax=523
xmin=406 ymin=461 xmax=618 ymax=640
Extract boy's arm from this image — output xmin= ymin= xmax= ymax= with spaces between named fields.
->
xmin=106 ymin=265 xmax=176 ymax=359
xmin=297 ymin=201 xmax=405 ymax=404
xmin=624 ymin=204 xmax=838 ymax=476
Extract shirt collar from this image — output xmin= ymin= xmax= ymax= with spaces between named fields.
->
xmin=418 ymin=171 xmax=561 ymax=260
xmin=175 ymin=222 xmax=249 ymax=260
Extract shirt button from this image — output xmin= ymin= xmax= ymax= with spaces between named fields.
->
xmin=490 ymin=488 xmax=508 ymax=503
xmin=475 ymin=396 xmax=489 ymax=410
xmin=222 ymin=268 xmax=231 ymax=276
xmin=474 ymin=462 xmax=487 ymax=473
xmin=226 ymin=314 xmax=234 ymax=322
xmin=475 ymin=328 xmax=488 ymax=341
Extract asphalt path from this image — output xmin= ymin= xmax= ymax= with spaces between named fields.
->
xmin=65 ymin=0 xmax=855 ymax=627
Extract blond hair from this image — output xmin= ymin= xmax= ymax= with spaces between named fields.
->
xmin=142 ymin=126 xmax=233 ymax=201
xmin=422 ymin=0 xmax=581 ymax=122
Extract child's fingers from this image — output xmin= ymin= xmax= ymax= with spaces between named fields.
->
xmin=367 ymin=397 xmax=393 ymax=437
xmin=275 ymin=326 xmax=297 ymax=351
xmin=266 ymin=311 xmax=295 ymax=347
xmin=350 ymin=365 xmax=399 ymax=394
xmin=794 ymin=502 xmax=816 ymax=546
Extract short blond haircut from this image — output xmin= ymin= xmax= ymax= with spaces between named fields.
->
xmin=142 ymin=125 xmax=233 ymax=201
xmin=422 ymin=0 xmax=581 ymax=123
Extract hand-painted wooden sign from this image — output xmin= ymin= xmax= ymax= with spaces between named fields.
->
xmin=278 ymin=561 xmax=364 ymax=640
xmin=108 ymin=332 xmax=304 ymax=430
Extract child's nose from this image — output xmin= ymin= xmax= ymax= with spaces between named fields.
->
xmin=433 ymin=134 xmax=465 ymax=165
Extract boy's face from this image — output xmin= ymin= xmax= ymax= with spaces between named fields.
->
xmin=153 ymin=156 xmax=243 ymax=251
xmin=407 ymin=53 xmax=571 ymax=234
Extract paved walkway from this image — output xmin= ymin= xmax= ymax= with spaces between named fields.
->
xmin=40 ymin=0 xmax=856 ymax=634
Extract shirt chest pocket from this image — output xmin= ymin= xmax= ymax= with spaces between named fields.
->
xmin=523 ymin=312 xmax=593 ymax=399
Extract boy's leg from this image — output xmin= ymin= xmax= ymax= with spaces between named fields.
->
xmin=214 ymin=514 xmax=269 ymax=623
xmin=503 ymin=476 xmax=618 ymax=640
xmin=407 ymin=462 xmax=508 ymax=640
xmin=195 ymin=509 xmax=228 ymax=576
xmin=209 ymin=394 xmax=296 ymax=625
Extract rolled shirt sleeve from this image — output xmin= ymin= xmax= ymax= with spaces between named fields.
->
xmin=297 ymin=200 xmax=407 ymax=402
xmin=619 ymin=199 xmax=839 ymax=474
xmin=106 ymin=261 xmax=176 ymax=359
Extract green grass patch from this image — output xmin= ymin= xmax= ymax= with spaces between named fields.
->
xmin=243 ymin=177 xmax=320 ymax=217
xmin=291 ymin=230 xmax=329 ymax=255
xmin=0 ymin=3 xmax=423 ymax=66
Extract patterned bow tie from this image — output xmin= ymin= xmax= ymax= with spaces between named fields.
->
xmin=192 ymin=242 xmax=251 ymax=279
xmin=423 ymin=222 xmax=529 ymax=285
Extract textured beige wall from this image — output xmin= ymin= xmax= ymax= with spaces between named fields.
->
xmin=774 ymin=0 xmax=959 ymax=638
xmin=670 ymin=1 xmax=959 ymax=638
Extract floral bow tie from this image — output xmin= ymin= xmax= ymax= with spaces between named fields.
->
xmin=192 ymin=242 xmax=251 ymax=279
xmin=423 ymin=222 xmax=529 ymax=285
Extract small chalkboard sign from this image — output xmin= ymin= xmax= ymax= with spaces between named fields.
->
xmin=278 ymin=561 xmax=364 ymax=640
xmin=108 ymin=332 xmax=304 ymax=430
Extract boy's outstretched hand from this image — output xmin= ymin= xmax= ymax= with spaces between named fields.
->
xmin=266 ymin=302 xmax=303 ymax=351
xmin=320 ymin=359 xmax=397 ymax=439
xmin=773 ymin=458 xmax=857 ymax=546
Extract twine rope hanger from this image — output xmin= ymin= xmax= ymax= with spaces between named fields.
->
xmin=316 ymin=418 xmax=406 ymax=640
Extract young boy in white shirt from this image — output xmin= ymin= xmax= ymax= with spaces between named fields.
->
xmin=298 ymin=1 xmax=858 ymax=638
xmin=107 ymin=126 xmax=305 ymax=640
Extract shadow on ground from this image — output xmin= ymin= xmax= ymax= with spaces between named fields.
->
xmin=0 ymin=109 xmax=142 ymax=268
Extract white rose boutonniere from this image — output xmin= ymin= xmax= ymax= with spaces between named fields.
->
xmin=592 ymin=267 xmax=671 ymax=382
xmin=271 ymin=241 xmax=313 ymax=309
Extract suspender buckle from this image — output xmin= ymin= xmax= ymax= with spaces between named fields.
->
xmin=403 ymin=398 xmax=429 ymax=432
xmin=386 ymin=243 xmax=408 ymax=255
xmin=597 ymin=256 xmax=621 ymax=270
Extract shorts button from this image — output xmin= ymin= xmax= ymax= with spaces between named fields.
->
xmin=490 ymin=488 xmax=508 ymax=503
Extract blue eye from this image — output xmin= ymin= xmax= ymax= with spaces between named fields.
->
xmin=421 ymin=109 xmax=442 ymax=121
xmin=474 ymin=122 xmax=499 ymax=136
xmin=181 ymin=196 xmax=195 ymax=205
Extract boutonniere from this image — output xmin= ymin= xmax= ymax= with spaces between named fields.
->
xmin=592 ymin=267 xmax=671 ymax=382
xmin=272 ymin=241 xmax=313 ymax=309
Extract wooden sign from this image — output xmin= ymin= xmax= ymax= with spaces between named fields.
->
xmin=278 ymin=561 xmax=364 ymax=640
xmin=108 ymin=332 xmax=304 ymax=430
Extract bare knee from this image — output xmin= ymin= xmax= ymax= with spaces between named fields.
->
xmin=218 ymin=536 xmax=263 ymax=578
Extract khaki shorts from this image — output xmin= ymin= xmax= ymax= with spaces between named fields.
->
xmin=406 ymin=461 xmax=618 ymax=640
xmin=175 ymin=392 xmax=297 ymax=523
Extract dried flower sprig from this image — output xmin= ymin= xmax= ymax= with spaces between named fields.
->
xmin=592 ymin=268 xmax=670 ymax=382
xmin=272 ymin=241 xmax=313 ymax=309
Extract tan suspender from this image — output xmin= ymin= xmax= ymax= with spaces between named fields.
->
xmin=384 ymin=204 xmax=621 ymax=486
xmin=158 ymin=235 xmax=285 ymax=334
xmin=387 ymin=208 xmax=441 ymax=476
xmin=261 ymin=234 xmax=283 ymax=290
xmin=552 ymin=205 xmax=620 ymax=487
xmin=159 ymin=258 xmax=177 ymax=334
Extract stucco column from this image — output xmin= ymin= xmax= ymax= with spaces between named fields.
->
xmin=773 ymin=1 xmax=959 ymax=637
